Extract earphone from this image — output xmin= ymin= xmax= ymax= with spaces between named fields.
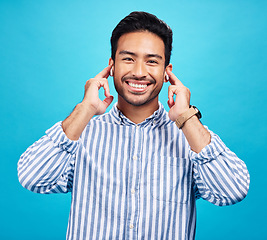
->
xmin=165 ymin=71 xmax=169 ymax=81
xmin=110 ymin=68 xmax=113 ymax=76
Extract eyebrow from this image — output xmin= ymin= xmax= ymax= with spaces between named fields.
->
xmin=146 ymin=54 xmax=163 ymax=60
xmin=119 ymin=50 xmax=137 ymax=57
xmin=119 ymin=50 xmax=163 ymax=60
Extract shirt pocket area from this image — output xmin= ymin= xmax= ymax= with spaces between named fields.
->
xmin=151 ymin=155 xmax=191 ymax=204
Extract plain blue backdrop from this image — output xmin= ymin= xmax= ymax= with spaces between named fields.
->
xmin=1 ymin=0 xmax=266 ymax=239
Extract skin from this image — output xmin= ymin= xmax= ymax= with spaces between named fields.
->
xmin=109 ymin=31 xmax=171 ymax=123
xmin=62 ymin=31 xmax=211 ymax=153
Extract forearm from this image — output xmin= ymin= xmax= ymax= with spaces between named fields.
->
xmin=18 ymin=123 xmax=78 ymax=193
xmin=191 ymin=131 xmax=250 ymax=206
xmin=62 ymin=67 xmax=113 ymax=140
xmin=181 ymin=115 xmax=211 ymax=153
xmin=62 ymin=102 xmax=96 ymax=140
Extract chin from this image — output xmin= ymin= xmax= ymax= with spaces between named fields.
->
xmin=122 ymin=94 xmax=158 ymax=107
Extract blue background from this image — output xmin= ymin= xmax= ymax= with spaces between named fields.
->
xmin=1 ymin=0 xmax=266 ymax=239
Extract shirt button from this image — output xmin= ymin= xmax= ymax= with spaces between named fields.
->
xmin=133 ymin=156 xmax=138 ymax=160
xmin=131 ymin=189 xmax=135 ymax=194
xmin=130 ymin=224 xmax=134 ymax=229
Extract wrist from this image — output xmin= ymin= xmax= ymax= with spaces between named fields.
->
xmin=79 ymin=101 xmax=97 ymax=117
xmin=175 ymin=105 xmax=201 ymax=129
xmin=176 ymin=107 xmax=190 ymax=117
xmin=62 ymin=103 xmax=95 ymax=140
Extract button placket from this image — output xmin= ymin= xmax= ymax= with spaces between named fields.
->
xmin=127 ymin=124 xmax=143 ymax=238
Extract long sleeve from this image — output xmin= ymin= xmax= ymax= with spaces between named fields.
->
xmin=190 ymin=129 xmax=250 ymax=206
xmin=17 ymin=122 xmax=79 ymax=194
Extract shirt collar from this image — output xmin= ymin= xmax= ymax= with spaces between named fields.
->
xmin=109 ymin=102 xmax=166 ymax=127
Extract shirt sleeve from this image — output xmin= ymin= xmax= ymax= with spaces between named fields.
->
xmin=189 ymin=127 xmax=250 ymax=206
xmin=17 ymin=122 xmax=79 ymax=194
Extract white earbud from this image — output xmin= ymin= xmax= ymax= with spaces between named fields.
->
xmin=110 ymin=68 xmax=113 ymax=76
xmin=165 ymin=72 xmax=169 ymax=81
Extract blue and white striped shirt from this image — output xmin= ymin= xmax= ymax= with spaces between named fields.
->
xmin=18 ymin=103 xmax=249 ymax=240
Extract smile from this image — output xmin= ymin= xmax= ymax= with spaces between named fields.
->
xmin=128 ymin=82 xmax=148 ymax=89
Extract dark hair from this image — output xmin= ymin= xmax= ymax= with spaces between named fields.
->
xmin=111 ymin=11 xmax=173 ymax=67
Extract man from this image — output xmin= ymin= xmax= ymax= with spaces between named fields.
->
xmin=18 ymin=11 xmax=250 ymax=240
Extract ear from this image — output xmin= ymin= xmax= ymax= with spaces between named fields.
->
xmin=164 ymin=64 xmax=173 ymax=82
xmin=109 ymin=58 xmax=114 ymax=76
xmin=109 ymin=58 xmax=114 ymax=66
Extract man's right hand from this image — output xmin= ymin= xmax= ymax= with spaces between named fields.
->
xmin=82 ymin=64 xmax=114 ymax=115
xmin=62 ymin=65 xmax=114 ymax=140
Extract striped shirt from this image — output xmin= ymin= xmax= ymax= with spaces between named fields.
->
xmin=18 ymin=103 xmax=250 ymax=240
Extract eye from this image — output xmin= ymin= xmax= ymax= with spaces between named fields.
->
xmin=122 ymin=57 xmax=134 ymax=62
xmin=147 ymin=59 xmax=158 ymax=64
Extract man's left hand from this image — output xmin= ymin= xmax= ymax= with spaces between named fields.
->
xmin=166 ymin=68 xmax=191 ymax=121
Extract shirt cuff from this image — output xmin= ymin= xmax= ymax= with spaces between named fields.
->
xmin=45 ymin=121 xmax=80 ymax=154
xmin=189 ymin=127 xmax=227 ymax=164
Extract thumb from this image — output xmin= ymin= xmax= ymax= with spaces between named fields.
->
xmin=103 ymin=96 xmax=114 ymax=108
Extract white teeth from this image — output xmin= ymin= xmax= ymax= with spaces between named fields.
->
xmin=128 ymin=82 xmax=148 ymax=89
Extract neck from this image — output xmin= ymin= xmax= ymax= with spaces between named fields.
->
xmin=117 ymin=96 xmax=159 ymax=124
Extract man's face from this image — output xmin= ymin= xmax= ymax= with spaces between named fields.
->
xmin=111 ymin=31 xmax=167 ymax=107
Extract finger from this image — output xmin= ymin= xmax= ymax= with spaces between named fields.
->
xmin=94 ymin=78 xmax=112 ymax=97
xmin=102 ymin=80 xmax=112 ymax=98
xmin=86 ymin=78 xmax=111 ymax=98
xmin=168 ymin=86 xmax=175 ymax=106
xmin=167 ymin=100 xmax=174 ymax=108
xmin=95 ymin=64 xmax=112 ymax=79
xmin=167 ymin=99 xmax=173 ymax=109
xmin=103 ymin=95 xmax=114 ymax=108
xmin=166 ymin=68 xmax=184 ymax=87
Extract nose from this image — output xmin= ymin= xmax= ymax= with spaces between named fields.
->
xmin=131 ymin=61 xmax=147 ymax=78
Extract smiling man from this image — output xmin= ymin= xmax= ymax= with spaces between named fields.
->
xmin=18 ymin=12 xmax=250 ymax=240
